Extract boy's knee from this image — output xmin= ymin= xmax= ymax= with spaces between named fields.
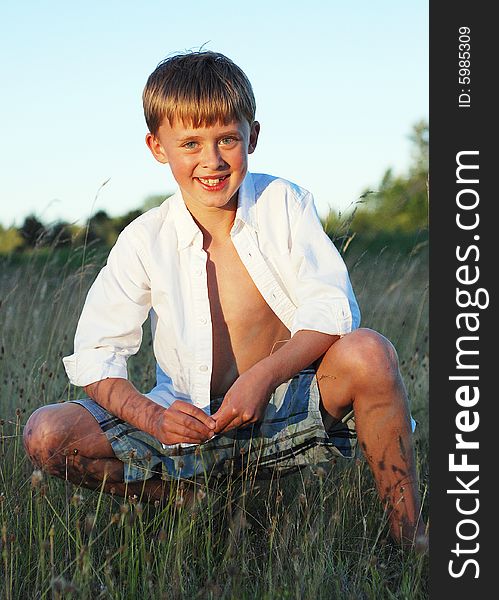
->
xmin=23 ymin=405 xmax=68 ymax=469
xmin=336 ymin=328 xmax=399 ymax=386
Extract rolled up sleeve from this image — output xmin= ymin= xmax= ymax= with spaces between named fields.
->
xmin=62 ymin=227 xmax=152 ymax=387
xmin=290 ymin=193 xmax=361 ymax=337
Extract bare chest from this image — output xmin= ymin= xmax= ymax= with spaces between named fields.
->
xmin=205 ymin=239 xmax=290 ymax=395
xmin=206 ymin=240 xmax=272 ymax=330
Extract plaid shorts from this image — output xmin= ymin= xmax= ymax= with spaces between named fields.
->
xmin=70 ymin=366 xmax=357 ymax=483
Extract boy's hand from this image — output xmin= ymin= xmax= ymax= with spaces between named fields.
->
xmin=212 ymin=365 xmax=275 ymax=434
xmin=155 ymin=400 xmax=216 ymax=445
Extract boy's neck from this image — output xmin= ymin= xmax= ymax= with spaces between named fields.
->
xmin=183 ymin=193 xmax=238 ymax=249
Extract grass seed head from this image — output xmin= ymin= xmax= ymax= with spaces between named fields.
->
xmin=84 ymin=513 xmax=96 ymax=534
xmin=31 ymin=469 xmax=43 ymax=488
xmin=71 ymin=493 xmax=83 ymax=506
xmin=51 ymin=576 xmax=76 ymax=594
xmin=315 ymin=466 xmax=327 ymax=479
xmin=414 ymin=534 xmax=429 ymax=555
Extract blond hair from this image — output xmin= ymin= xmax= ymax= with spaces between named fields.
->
xmin=143 ymin=51 xmax=256 ymax=135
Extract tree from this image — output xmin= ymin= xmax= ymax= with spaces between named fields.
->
xmin=46 ymin=221 xmax=72 ymax=247
xmin=83 ymin=208 xmax=147 ymax=248
xmin=0 ymin=225 xmax=23 ymax=253
xmin=353 ymin=120 xmax=428 ymax=234
xmin=19 ymin=215 xmax=48 ymax=248
xmin=323 ymin=121 xmax=429 ymax=242
xmin=82 ymin=210 xmax=115 ymax=246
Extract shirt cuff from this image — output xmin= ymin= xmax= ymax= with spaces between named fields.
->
xmin=62 ymin=348 xmax=128 ymax=387
xmin=291 ymin=299 xmax=355 ymax=338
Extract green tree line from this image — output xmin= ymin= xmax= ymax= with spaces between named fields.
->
xmin=323 ymin=120 xmax=428 ymax=254
xmin=0 ymin=197 xmax=167 ymax=254
xmin=0 ymin=121 xmax=427 ymax=255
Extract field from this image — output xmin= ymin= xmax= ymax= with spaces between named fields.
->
xmin=0 ymin=239 xmax=429 ymax=599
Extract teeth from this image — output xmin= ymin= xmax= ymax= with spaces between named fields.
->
xmin=198 ymin=176 xmax=227 ymax=186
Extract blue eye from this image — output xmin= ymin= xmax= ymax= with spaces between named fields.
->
xmin=183 ymin=141 xmax=198 ymax=149
xmin=220 ymin=137 xmax=237 ymax=145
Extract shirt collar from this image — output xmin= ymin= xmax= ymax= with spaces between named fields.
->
xmin=171 ymin=172 xmax=257 ymax=250
xmin=233 ymin=171 xmax=257 ymax=234
xmin=169 ymin=190 xmax=201 ymax=250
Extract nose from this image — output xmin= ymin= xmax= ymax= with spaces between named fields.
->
xmin=201 ymin=143 xmax=226 ymax=171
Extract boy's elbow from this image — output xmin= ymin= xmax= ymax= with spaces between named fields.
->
xmin=83 ymin=382 xmax=96 ymax=398
xmin=83 ymin=379 xmax=107 ymax=398
xmin=83 ymin=377 xmax=128 ymax=400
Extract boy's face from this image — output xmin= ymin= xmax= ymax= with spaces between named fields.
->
xmin=146 ymin=118 xmax=260 ymax=212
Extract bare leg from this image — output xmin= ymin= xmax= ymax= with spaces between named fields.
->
xmin=23 ymin=403 xmax=182 ymax=505
xmin=315 ymin=328 xmax=427 ymax=547
xmin=47 ymin=453 xmax=178 ymax=505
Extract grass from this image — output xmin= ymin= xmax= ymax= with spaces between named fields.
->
xmin=0 ymin=235 xmax=429 ymax=599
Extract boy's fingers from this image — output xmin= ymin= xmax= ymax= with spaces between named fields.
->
xmin=213 ymin=406 xmax=240 ymax=433
xmin=168 ymin=411 xmax=212 ymax=438
xmin=168 ymin=423 xmax=209 ymax=443
xmin=216 ymin=422 xmax=234 ymax=434
xmin=174 ymin=401 xmax=216 ymax=429
xmin=217 ymin=417 xmax=245 ymax=434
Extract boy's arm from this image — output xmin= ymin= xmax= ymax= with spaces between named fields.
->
xmin=84 ymin=378 xmax=215 ymax=445
xmin=260 ymin=329 xmax=339 ymax=387
xmin=212 ymin=330 xmax=339 ymax=433
xmin=65 ymin=226 xmax=215 ymax=444
xmin=63 ymin=227 xmax=152 ymax=388
xmin=288 ymin=191 xmax=361 ymax=338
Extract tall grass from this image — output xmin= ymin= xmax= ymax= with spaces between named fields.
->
xmin=0 ymin=237 xmax=428 ymax=599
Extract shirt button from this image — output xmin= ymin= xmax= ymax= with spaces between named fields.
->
xmin=199 ymin=364 xmax=208 ymax=372
xmin=195 ymin=268 xmax=203 ymax=276
xmin=199 ymin=317 xmax=207 ymax=325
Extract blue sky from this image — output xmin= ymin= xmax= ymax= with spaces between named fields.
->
xmin=0 ymin=0 xmax=428 ymax=227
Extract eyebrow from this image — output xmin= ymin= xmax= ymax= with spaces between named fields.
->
xmin=176 ymin=130 xmax=242 ymax=142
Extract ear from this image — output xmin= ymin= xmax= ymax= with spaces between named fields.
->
xmin=145 ymin=132 xmax=169 ymax=164
xmin=248 ymin=121 xmax=260 ymax=154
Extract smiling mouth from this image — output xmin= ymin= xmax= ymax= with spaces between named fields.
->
xmin=196 ymin=175 xmax=230 ymax=187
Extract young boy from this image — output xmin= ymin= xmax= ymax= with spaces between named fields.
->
xmin=23 ymin=51 xmax=426 ymax=546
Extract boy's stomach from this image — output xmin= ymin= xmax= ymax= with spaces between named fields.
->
xmin=210 ymin=316 xmax=290 ymax=397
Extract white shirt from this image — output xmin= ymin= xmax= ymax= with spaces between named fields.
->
xmin=63 ymin=172 xmax=361 ymax=412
